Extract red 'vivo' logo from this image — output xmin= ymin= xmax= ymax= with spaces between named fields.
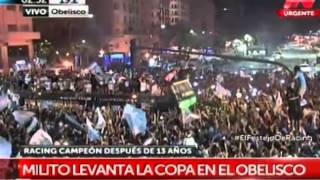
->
xmin=283 ymin=0 xmax=315 ymax=9
xmin=278 ymin=0 xmax=319 ymax=17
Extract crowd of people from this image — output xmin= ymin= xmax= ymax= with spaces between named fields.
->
xmin=0 ymin=64 xmax=320 ymax=158
xmin=0 ymin=68 xmax=166 ymax=96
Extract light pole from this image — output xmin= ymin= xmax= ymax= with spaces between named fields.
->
xmin=79 ymin=39 xmax=88 ymax=69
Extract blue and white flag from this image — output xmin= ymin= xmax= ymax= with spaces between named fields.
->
xmin=12 ymin=111 xmax=35 ymax=126
xmin=40 ymin=100 xmax=54 ymax=110
xmin=122 ymin=104 xmax=147 ymax=136
xmin=26 ymin=117 xmax=38 ymax=134
xmin=0 ymin=136 xmax=12 ymax=158
xmin=87 ymin=62 xmax=103 ymax=74
xmin=65 ymin=113 xmax=85 ymax=131
xmin=86 ymin=118 xmax=101 ymax=142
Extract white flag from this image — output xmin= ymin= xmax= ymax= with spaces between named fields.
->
xmin=143 ymin=137 xmax=153 ymax=146
xmin=29 ymin=129 xmax=53 ymax=145
xmin=86 ymin=117 xmax=93 ymax=127
xmin=95 ymin=108 xmax=106 ymax=130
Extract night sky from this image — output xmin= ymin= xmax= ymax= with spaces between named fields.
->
xmin=34 ymin=0 xmax=320 ymax=49
xmin=214 ymin=0 xmax=320 ymax=47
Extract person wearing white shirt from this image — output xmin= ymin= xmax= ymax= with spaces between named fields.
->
xmin=183 ymin=131 xmax=198 ymax=148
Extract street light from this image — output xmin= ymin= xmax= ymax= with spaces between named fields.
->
xmin=202 ymin=31 xmax=206 ymax=35
xmin=55 ymin=51 xmax=60 ymax=55
xmin=161 ymin=24 xmax=166 ymax=30
xmin=62 ymin=60 xmax=73 ymax=69
xmin=81 ymin=39 xmax=86 ymax=44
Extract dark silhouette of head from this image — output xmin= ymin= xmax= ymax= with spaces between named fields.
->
xmin=294 ymin=65 xmax=301 ymax=73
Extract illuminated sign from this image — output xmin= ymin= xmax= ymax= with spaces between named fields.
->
xmin=277 ymin=0 xmax=320 ymax=17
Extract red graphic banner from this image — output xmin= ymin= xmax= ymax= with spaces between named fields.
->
xmin=277 ymin=9 xmax=320 ymax=17
xmin=11 ymin=158 xmax=320 ymax=179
